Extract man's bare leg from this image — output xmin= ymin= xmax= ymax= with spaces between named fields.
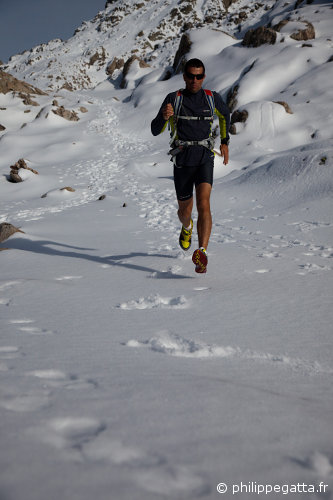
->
xmin=177 ymin=197 xmax=193 ymax=229
xmin=196 ymin=182 xmax=212 ymax=249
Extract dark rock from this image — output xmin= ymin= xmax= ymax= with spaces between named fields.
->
xmin=222 ymin=0 xmax=239 ymax=10
xmin=272 ymin=19 xmax=289 ymax=32
xmin=18 ymin=92 xmax=39 ymax=106
xmin=242 ymin=26 xmax=277 ymax=47
xmin=89 ymin=47 xmax=108 ymax=66
xmin=106 ymin=57 xmax=124 ymax=77
xmin=231 ymin=109 xmax=249 ymax=124
xmin=173 ymin=33 xmax=192 ymax=73
xmin=9 ymin=158 xmax=39 ymax=183
xmin=274 ymin=101 xmax=293 ymax=114
xmin=230 ymin=109 xmax=248 ymax=134
xmin=120 ymin=56 xmax=150 ymax=88
xmin=0 ymin=223 xmax=25 ymax=243
xmin=0 ymin=70 xmax=47 ymax=95
xmin=227 ymin=84 xmax=239 ymax=112
xmin=52 ymin=106 xmax=79 ymax=121
xmin=290 ymin=21 xmax=315 ymax=41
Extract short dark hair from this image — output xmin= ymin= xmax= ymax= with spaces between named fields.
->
xmin=184 ymin=58 xmax=205 ymax=74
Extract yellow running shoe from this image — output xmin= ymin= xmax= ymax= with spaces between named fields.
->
xmin=179 ymin=219 xmax=193 ymax=251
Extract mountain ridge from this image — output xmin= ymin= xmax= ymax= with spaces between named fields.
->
xmin=1 ymin=0 xmax=277 ymax=92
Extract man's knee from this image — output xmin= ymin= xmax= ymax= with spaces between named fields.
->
xmin=196 ymin=195 xmax=210 ymax=213
xmin=178 ymin=197 xmax=193 ymax=218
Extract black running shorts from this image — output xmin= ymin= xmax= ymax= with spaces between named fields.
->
xmin=173 ymin=160 xmax=214 ymax=201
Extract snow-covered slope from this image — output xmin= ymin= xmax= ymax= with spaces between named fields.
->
xmin=1 ymin=0 xmax=291 ymax=92
xmin=0 ymin=1 xmax=333 ymax=499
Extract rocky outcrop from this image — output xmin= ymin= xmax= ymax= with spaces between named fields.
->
xmin=0 ymin=70 xmax=47 ymax=96
xmin=242 ymin=26 xmax=277 ymax=47
xmin=120 ymin=56 xmax=150 ymax=88
xmin=9 ymin=159 xmax=39 ymax=183
xmin=88 ymin=46 xmax=108 ymax=67
xmin=52 ymin=106 xmax=79 ymax=121
xmin=222 ymin=0 xmax=239 ymax=10
xmin=105 ymin=0 xmax=117 ymax=7
xmin=106 ymin=57 xmax=125 ymax=77
xmin=173 ymin=33 xmax=192 ymax=73
xmin=227 ymin=85 xmax=239 ymax=112
xmin=290 ymin=21 xmax=315 ymax=41
xmin=230 ymin=109 xmax=248 ymax=135
xmin=41 ymin=187 xmax=76 ymax=198
xmin=0 ymin=223 xmax=25 ymax=243
xmin=273 ymin=19 xmax=315 ymax=41
xmin=274 ymin=101 xmax=293 ymax=114
xmin=272 ymin=19 xmax=289 ymax=32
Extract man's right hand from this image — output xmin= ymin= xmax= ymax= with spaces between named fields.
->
xmin=162 ymin=103 xmax=174 ymax=121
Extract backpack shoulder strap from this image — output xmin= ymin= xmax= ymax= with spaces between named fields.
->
xmin=173 ymin=89 xmax=183 ymax=119
xmin=203 ymin=89 xmax=215 ymax=117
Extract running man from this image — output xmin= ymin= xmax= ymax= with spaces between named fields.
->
xmin=151 ymin=58 xmax=230 ymax=273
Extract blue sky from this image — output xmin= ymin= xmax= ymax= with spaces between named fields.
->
xmin=0 ymin=0 xmax=106 ymax=63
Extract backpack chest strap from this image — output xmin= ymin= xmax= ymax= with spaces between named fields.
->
xmin=176 ymin=115 xmax=213 ymax=121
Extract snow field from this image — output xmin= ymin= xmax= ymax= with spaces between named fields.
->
xmin=1 ymin=1 xmax=333 ymax=499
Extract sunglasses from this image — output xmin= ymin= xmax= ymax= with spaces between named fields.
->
xmin=185 ymin=72 xmax=205 ymax=81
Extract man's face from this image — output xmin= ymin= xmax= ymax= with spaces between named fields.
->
xmin=183 ymin=66 xmax=206 ymax=93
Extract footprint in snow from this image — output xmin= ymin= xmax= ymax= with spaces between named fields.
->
xmin=9 ymin=319 xmax=35 ymax=325
xmin=0 ymin=346 xmax=21 ymax=360
xmin=0 ymin=297 xmax=11 ymax=306
xmin=125 ymin=331 xmax=332 ymax=374
xmin=35 ymin=417 xmax=106 ymax=462
xmin=82 ymin=430 xmax=209 ymax=497
xmin=0 ymin=281 xmax=23 ymax=305
xmin=18 ymin=326 xmax=54 ymax=335
xmin=257 ymin=251 xmax=280 ymax=258
xmin=0 ymin=390 xmax=50 ymax=412
xmin=135 ymin=464 xmax=210 ymax=497
xmin=125 ymin=331 xmax=238 ymax=359
xmin=0 ymin=280 xmax=23 ymax=292
xmin=292 ymin=451 xmax=333 ymax=479
xmin=26 ymin=369 xmax=97 ymax=390
xmin=297 ymin=262 xmax=332 ymax=275
xmin=83 ymin=432 xmax=162 ymax=467
xmin=54 ymin=275 xmax=83 ymax=281
xmin=117 ymin=294 xmax=189 ymax=310
xmin=9 ymin=318 xmax=54 ymax=335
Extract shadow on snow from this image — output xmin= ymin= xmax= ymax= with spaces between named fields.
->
xmin=3 ymin=237 xmax=193 ymax=280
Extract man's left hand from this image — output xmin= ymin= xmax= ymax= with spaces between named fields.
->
xmin=220 ymin=144 xmax=229 ymax=165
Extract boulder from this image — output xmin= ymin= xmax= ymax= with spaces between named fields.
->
xmin=52 ymin=106 xmax=79 ymax=121
xmin=222 ymin=0 xmax=239 ymax=10
xmin=274 ymin=101 xmax=293 ymax=114
xmin=9 ymin=158 xmax=39 ymax=183
xmin=106 ymin=57 xmax=124 ymax=77
xmin=173 ymin=33 xmax=192 ymax=73
xmin=242 ymin=26 xmax=277 ymax=47
xmin=227 ymin=84 xmax=239 ymax=112
xmin=120 ymin=56 xmax=150 ymax=88
xmin=0 ymin=223 xmax=25 ymax=243
xmin=0 ymin=70 xmax=47 ymax=96
xmin=88 ymin=46 xmax=108 ymax=66
xmin=230 ymin=109 xmax=248 ymax=134
xmin=290 ymin=21 xmax=315 ymax=41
